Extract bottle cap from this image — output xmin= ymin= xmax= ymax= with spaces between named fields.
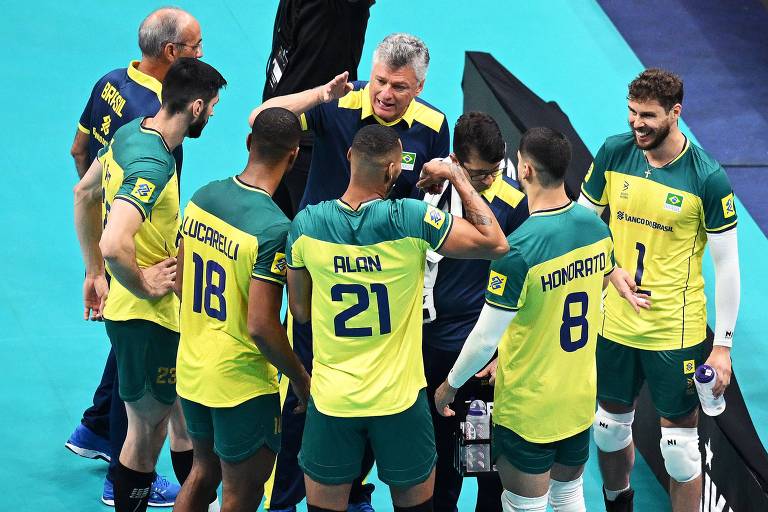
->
xmin=695 ymin=364 xmax=715 ymax=384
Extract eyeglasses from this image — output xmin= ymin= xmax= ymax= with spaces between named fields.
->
xmin=167 ymin=41 xmax=203 ymax=53
xmin=460 ymin=160 xmax=506 ymax=182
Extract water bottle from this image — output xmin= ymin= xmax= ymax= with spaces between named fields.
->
xmin=695 ymin=364 xmax=726 ymax=416
xmin=465 ymin=400 xmax=491 ymax=471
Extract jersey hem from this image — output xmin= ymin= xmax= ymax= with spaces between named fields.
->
xmin=177 ymin=388 xmax=279 ymax=408
xmin=598 ymin=333 xmax=706 ymax=351
xmin=286 ymin=263 xmax=305 ymax=270
xmin=311 ymin=388 xmax=421 ymax=418
xmin=102 ymin=313 xmax=179 ymax=333
xmin=495 ymin=418 xmax=593 ymax=445
xmin=252 ymin=274 xmax=286 ymax=286
xmin=77 ymin=123 xmax=90 ymax=134
xmin=485 ymin=298 xmax=518 ymax=311
xmin=114 ymin=195 xmax=148 ymax=220
xmin=706 ymin=221 xmax=737 ymax=234
xmin=579 ymin=187 xmax=606 ymax=207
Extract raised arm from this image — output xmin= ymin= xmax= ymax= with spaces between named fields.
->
xmin=417 ymin=159 xmax=508 ymax=260
xmin=248 ymin=71 xmax=353 ymax=126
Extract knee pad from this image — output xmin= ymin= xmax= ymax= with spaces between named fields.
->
xmin=593 ymin=406 xmax=634 ymax=453
xmin=549 ymin=477 xmax=586 ymax=512
xmin=502 ymin=489 xmax=548 ymax=512
xmin=659 ymin=427 xmax=701 ymax=483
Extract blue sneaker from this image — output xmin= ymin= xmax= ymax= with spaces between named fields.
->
xmin=100 ymin=474 xmax=180 ymax=507
xmin=347 ymin=502 xmax=374 ymax=512
xmin=65 ymin=423 xmax=111 ymax=462
xmin=267 ymin=507 xmax=297 ymax=512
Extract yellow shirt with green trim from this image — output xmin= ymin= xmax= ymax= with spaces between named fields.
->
xmin=286 ymin=198 xmax=453 ymax=417
xmin=176 ymin=177 xmax=290 ymax=407
xmin=486 ymin=202 xmax=614 ymax=443
xmin=98 ymin=117 xmax=180 ymax=331
xmin=582 ymin=132 xmax=737 ymax=350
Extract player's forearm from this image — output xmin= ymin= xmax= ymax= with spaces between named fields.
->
xmin=73 ymin=152 xmax=90 ymax=179
xmin=710 ymin=229 xmax=740 ymax=347
xmin=100 ymin=239 xmax=151 ymax=299
xmin=448 ymin=163 xmax=507 ymax=256
xmin=74 ymin=188 xmax=105 ymax=275
xmin=251 ymin=322 xmax=309 ymax=385
xmin=249 ymin=88 xmax=322 ymax=126
xmin=447 ymin=306 xmax=511 ymax=388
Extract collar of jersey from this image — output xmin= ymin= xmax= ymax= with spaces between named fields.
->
xmin=529 ymin=200 xmax=574 ymax=217
xmin=480 ymin=173 xmax=505 ymax=202
xmin=336 ymin=197 xmax=382 ymax=212
xmin=127 ymin=60 xmax=162 ymax=102
xmin=665 ymin=136 xmax=690 ymax=167
xmin=360 ymin=84 xmax=416 ymax=128
xmin=233 ymin=176 xmax=271 ymax=196
xmin=138 ymin=118 xmax=172 ymax=153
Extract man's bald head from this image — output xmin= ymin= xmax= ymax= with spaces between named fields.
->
xmin=138 ymin=7 xmax=201 ymax=59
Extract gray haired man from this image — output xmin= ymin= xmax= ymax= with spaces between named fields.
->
xmin=249 ymin=33 xmax=450 ymax=512
xmin=66 ymin=7 xmax=212 ymax=509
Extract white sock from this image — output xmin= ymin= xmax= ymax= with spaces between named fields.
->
xmin=604 ymin=484 xmax=630 ymax=501
xmin=549 ymin=476 xmax=585 ymax=511
xmin=502 ymin=489 xmax=548 ymax=511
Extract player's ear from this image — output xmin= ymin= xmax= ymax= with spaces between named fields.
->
xmin=162 ymin=42 xmax=176 ymax=63
xmin=245 ymin=133 xmax=252 ymax=152
xmin=670 ymin=103 xmax=682 ymax=120
xmin=191 ymin=98 xmax=204 ymax=117
xmin=347 ymin=147 xmax=352 ymax=163
xmin=288 ymin=146 xmax=300 ymax=166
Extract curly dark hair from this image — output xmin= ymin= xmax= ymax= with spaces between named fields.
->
xmin=627 ymin=68 xmax=683 ymax=112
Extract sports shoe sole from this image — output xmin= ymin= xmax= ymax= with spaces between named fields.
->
xmin=99 ymin=496 xmax=176 ymax=508
xmin=64 ymin=442 xmax=111 ymax=462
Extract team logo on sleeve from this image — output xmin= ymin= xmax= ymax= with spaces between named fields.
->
xmin=401 ymin=151 xmax=417 ymax=171
xmin=721 ymin=193 xmax=736 ymax=219
xmin=270 ymin=252 xmax=287 ymax=276
xmin=130 ymin=178 xmax=156 ymax=203
xmin=683 ymin=360 xmax=696 ymax=374
xmin=423 ymin=205 xmax=446 ymax=229
xmin=487 ymin=271 xmax=507 ymax=296
xmin=664 ymin=192 xmax=684 ymax=213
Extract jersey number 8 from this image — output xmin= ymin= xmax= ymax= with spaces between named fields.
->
xmin=560 ymin=292 xmax=589 ymax=352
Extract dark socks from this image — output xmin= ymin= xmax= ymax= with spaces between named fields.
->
xmin=170 ymin=449 xmax=194 ymax=484
xmin=114 ymin=461 xmax=154 ymax=512
xmin=307 ymin=505 xmax=346 ymax=512
xmin=395 ymin=497 xmax=434 ymax=512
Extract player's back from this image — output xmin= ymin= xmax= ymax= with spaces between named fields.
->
xmin=486 ymin=202 xmax=614 ymax=443
xmin=287 ymin=198 xmax=452 ymax=417
xmin=177 ymin=177 xmax=291 ymax=407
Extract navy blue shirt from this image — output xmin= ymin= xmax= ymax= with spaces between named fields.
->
xmin=299 ymin=81 xmax=449 ymax=208
xmin=417 ymin=174 xmax=529 ymax=352
xmin=78 ymin=61 xmax=183 ymax=171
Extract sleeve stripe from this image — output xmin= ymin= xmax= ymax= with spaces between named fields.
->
xmin=604 ymin=265 xmax=616 ymax=276
xmin=252 ymin=275 xmax=285 ymax=286
xmin=579 ymin=186 xmax=607 ymax=207
xmin=485 ymin=298 xmax=519 ymax=311
xmin=113 ymin=195 xmax=147 ymax=220
xmin=77 ymin=123 xmax=90 ymax=134
xmin=432 ymin=214 xmax=454 ymax=252
xmin=706 ymin=220 xmax=737 ymax=234
xmin=286 ymin=263 xmax=305 ymax=270
xmin=299 ymin=113 xmax=308 ymax=131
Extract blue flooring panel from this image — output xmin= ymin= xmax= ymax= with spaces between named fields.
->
xmin=0 ymin=0 xmax=705 ymax=509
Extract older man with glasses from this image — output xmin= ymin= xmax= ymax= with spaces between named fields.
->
xmin=414 ymin=112 xmax=529 ymax=512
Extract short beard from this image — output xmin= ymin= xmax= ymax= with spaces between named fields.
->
xmin=631 ymin=121 xmax=671 ymax=151
xmin=187 ymin=116 xmax=207 ymax=139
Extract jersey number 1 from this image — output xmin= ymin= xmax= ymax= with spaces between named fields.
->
xmin=191 ymin=252 xmax=227 ymax=321
xmin=331 ymin=283 xmax=391 ymax=337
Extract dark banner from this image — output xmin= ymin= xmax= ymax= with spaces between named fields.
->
xmin=462 ymin=51 xmax=768 ymax=510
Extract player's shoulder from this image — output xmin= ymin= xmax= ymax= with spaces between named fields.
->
xmin=687 ymin=141 xmax=726 ymax=182
xmin=601 ymin=131 xmax=637 ymax=156
xmin=493 ymin=174 xmax=526 ymax=209
xmin=336 ymin=81 xmax=369 ymax=111
xmin=91 ymin=67 xmax=128 ymax=89
xmin=411 ymin=95 xmax=446 ymax=133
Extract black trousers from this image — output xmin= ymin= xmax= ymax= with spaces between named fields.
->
xmin=423 ymin=344 xmax=503 ymax=512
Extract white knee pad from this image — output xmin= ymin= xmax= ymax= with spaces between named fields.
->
xmin=502 ymin=489 xmax=548 ymax=512
xmin=659 ymin=427 xmax=701 ymax=483
xmin=549 ymin=477 xmax=586 ymax=512
xmin=593 ymin=406 xmax=634 ymax=453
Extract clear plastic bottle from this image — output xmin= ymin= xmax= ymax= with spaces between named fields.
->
xmin=466 ymin=400 xmax=491 ymax=471
xmin=695 ymin=364 xmax=726 ymax=416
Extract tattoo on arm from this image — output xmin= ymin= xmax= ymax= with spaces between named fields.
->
xmin=449 ymin=166 xmax=492 ymax=226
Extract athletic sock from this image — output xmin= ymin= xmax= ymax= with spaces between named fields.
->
xmin=171 ymin=449 xmax=194 ymax=484
xmin=604 ymin=485 xmax=630 ymax=501
xmin=114 ymin=462 xmax=154 ymax=512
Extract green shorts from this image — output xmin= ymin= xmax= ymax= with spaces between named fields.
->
xmin=492 ymin=424 xmax=590 ymax=474
xmin=180 ymin=394 xmax=281 ymax=463
xmin=299 ymin=389 xmax=436 ymax=487
xmin=105 ymin=319 xmax=179 ymax=405
xmin=596 ymin=335 xmax=706 ymax=419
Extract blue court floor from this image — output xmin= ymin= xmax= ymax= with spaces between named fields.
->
xmin=2 ymin=1 xmax=764 ymax=510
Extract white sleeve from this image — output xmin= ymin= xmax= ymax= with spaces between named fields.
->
xmin=578 ymin=193 xmax=606 ymax=216
xmin=446 ymin=304 xmax=516 ymax=388
xmin=708 ymin=228 xmax=740 ymax=347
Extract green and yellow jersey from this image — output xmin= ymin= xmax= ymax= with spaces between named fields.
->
xmin=486 ymin=202 xmax=614 ymax=443
xmin=98 ymin=117 xmax=180 ymax=331
xmin=286 ymin=198 xmax=453 ymax=417
xmin=176 ymin=177 xmax=290 ymax=408
xmin=582 ymin=133 xmax=737 ymax=350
